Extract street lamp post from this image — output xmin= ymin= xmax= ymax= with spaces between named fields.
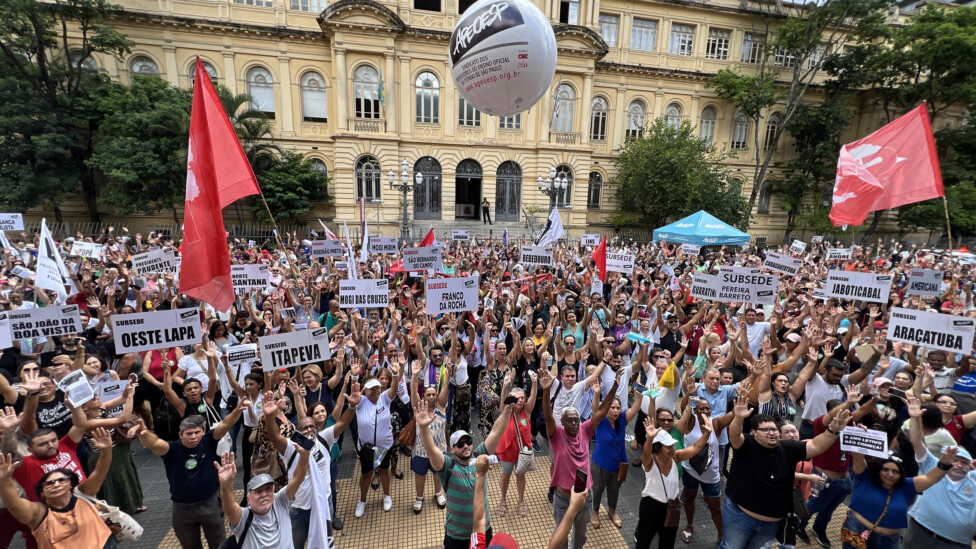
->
xmin=388 ymin=159 xmax=423 ymax=242
xmin=537 ymin=166 xmax=568 ymax=203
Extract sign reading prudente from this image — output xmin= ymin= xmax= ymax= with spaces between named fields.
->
xmin=763 ymin=252 xmax=802 ymax=277
xmin=2 ymin=305 xmax=83 ymax=339
xmin=111 ymin=309 xmax=200 ymax=354
xmin=825 ymin=271 xmax=892 ymax=302
xmin=231 ymin=264 xmax=270 ymax=295
xmin=887 ymin=307 xmax=974 ymax=354
xmin=905 ymin=269 xmax=944 ymax=297
xmin=520 ymin=245 xmax=553 ymax=267
xmin=258 ymin=327 xmax=332 ymax=370
xmin=131 ymin=248 xmax=179 ymax=275
xmin=0 ymin=214 xmax=24 ymax=232
xmin=310 ymin=239 xmax=345 ymax=258
xmin=426 ymin=275 xmax=479 ymax=314
xmin=368 ymin=237 xmax=398 ymax=254
xmin=605 ymin=252 xmax=635 ymax=274
xmin=338 ymin=279 xmax=390 ymax=308
xmin=716 ymin=266 xmax=778 ymax=305
xmin=402 ymin=246 xmax=442 ymax=272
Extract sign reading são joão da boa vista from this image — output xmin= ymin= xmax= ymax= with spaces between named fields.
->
xmin=887 ymin=308 xmax=974 ymax=354
xmin=825 ymin=271 xmax=891 ymax=302
xmin=111 ymin=309 xmax=200 ymax=353
xmin=0 ymin=305 xmax=83 ymax=340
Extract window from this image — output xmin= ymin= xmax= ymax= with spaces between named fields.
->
xmin=458 ymin=0 xmax=476 ymax=14
xmin=552 ymin=84 xmax=576 ymax=133
xmin=190 ymin=61 xmax=218 ymax=87
xmin=698 ymin=106 xmax=716 ymax=144
xmin=551 ymin=165 xmax=573 ymax=208
xmin=236 ymin=0 xmax=273 ymax=7
xmin=599 ymin=14 xmax=619 ymax=47
xmin=626 ymin=101 xmax=646 ymax=139
xmin=559 ymin=0 xmax=579 ymax=24
xmin=246 ymin=67 xmax=275 ymax=117
xmin=300 ymin=72 xmax=327 ymax=123
xmin=415 ymin=72 xmax=440 ymax=124
xmin=757 ymin=181 xmax=772 ymax=214
xmin=665 ymin=103 xmax=682 ymax=129
xmin=705 ymin=28 xmax=731 ymax=60
xmin=458 ymin=96 xmax=481 ymax=126
xmin=764 ymin=113 xmax=781 ymax=151
xmin=129 ymin=56 xmax=159 ymax=76
xmin=499 ymin=114 xmax=521 ymax=130
xmin=631 ymin=19 xmax=657 ymax=52
xmin=590 ymin=97 xmax=608 ymax=141
xmin=69 ymin=51 xmax=97 ymax=71
xmin=414 ymin=0 xmax=440 ymax=11
xmin=731 ymin=111 xmax=749 ymax=149
xmin=309 ymin=158 xmax=328 ymax=179
xmin=669 ymin=24 xmax=694 ymax=56
xmin=356 ymin=156 xmax=381 ymax=201
xmin=808 ymin=45 xmax=826 ymax=69
xmin=741 ymin=33 xmax=763 ymax=64
xmin=587 ymin=172 xmax=602 ymax=210
xmin=774 ymin=47 xmax=795 ymax=68
xmin=354 ymin=65 xmax=380 ymax=119
xmin=291 ymin=0 xmax=325 ymax=11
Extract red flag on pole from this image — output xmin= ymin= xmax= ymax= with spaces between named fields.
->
xmin=592 ymin=235 xmax=607 ymax=282
xmin=830 ymin=104 xmax=944 ymax=227
xmin=180 ymin=57 xmax=262 ymax=311
xmin=419 ymin=227 xmax=437 ymax=247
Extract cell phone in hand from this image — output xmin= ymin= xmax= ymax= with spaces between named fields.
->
xmin=290 ymin=431 xmax=315 ymax=451
xmin=574 ymin=469 xmax=588 ymax=493
xmin=504 ymin=395 xmax=518 ymax=405
xmin=888 ymin=388 xmax=908 ymax=400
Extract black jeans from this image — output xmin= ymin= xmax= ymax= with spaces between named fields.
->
xmin=483 ymin=207 xmax=492 ymax=224
xmin=635 ymin=496 xmax=677 ymax=549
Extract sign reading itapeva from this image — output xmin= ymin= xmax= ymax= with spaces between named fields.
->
xmin=425 ymin=275 xmax=479 ymax=314
xmin=111 ymin=309 xmax=200 ymax=353
xmin=887 ymin=308 xmax=974 ymax=354
xmin=402 ymin=246 xmax=442 ymax=272
xmin=231 ymin=264 xmax=270 ymax=295
xmin=338 ymin=279 xmax=390 ymax=308
xmin=520 ymin=245 xmax=553 ymax=267
xmin=825 ymin=271 xmax=891 ymax=302
xmin=716 ymin=266 xmax=778 ymax=304
xmin=905 ymin=269 xmax=944 ymax=297
xmin=131 ymin=248 xmax=179 ymax=274
xmin=605 ymin=252 xmax=635 ymax=274
xmin=368 ymin=237 xmax=398 ymax=254
xmin=763 ymin=252 xmax=802 ymax=277
xmin=258 ymin=327 xmax=332 ymax=370
xmin=310 ymin=240 xmax=345 ymax=258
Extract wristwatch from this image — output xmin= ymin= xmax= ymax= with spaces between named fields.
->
xmin=825 ymin=425 xmax=840 ymax=435
xmin=937 ymin=461 xmax=952 ymax=471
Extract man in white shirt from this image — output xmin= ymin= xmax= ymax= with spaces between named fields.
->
xmin=552 ymin=362 xmax=605 ymax=424
xmin=742 ymin=308 xmax=770 ymax=359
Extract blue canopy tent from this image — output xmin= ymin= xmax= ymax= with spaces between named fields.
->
xmin=652 ymin=211 xmax=750 ymax=247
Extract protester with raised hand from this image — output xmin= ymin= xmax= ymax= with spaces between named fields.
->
xmin=353 ymin=354 xmax=401 ymax=518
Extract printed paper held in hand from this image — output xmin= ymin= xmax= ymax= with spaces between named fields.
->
xmin=58 ymin=370 xmax=95 ymax=408
xmin=839 ymin=426 xmax=888 ymax=459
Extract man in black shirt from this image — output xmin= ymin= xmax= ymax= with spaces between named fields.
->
xmin=719 ymin=396 xmax=849 ymax=549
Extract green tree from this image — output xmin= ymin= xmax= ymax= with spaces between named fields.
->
xmin=249 ymin=151 xmax=330 ymax=222
xmin=612 ymin=117 xmax=750 ymax=230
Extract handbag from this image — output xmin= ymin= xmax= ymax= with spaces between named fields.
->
xmin=250 ymin=442 xmax=288 ymax=486
xmin=73 ymin=488 xmax=143 ymax=543
xmin=217 ymin=509 xmax=255 ymax=549
xmin=398 ymin=418 xmax=417 ymax=447
xmin=513 ymin=413 xmax=536 ymax=475
xmin=776 ymin=514 xmax=800 ymax=546
xmin=204 ymin=401 xmax=233 ymax=455
xmin=477 ymin=370 xmax=501 ymax=409
xmin=658 ymin=463 xmax=681 ymax=528
xmin=792 ymin=486 xmax=811 ymax=520
xmin=455 ymin=383 xmax=471 ymax=406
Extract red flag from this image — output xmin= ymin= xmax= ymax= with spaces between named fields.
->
xmin=592 ymin=236 xmax=607 ymax=282
xmin=180 ymin=57 xmax=262 ymax=311
xmin=830 ymin=105 xmax=944 ymax=227
xmin=419 ymin=227 xmax=437 ymax=247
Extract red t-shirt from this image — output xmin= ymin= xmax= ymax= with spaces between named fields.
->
xmin=12 ymin=435 xmax=87 ymax=501
xmin=944 ymin=414 xmax=969 ymax=442
xmin=811 ymin=416 xmax=848 ymax=473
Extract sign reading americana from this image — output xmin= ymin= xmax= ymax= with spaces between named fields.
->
xmin=520 ymin=245 xmax=553 ymax=267
xmin=825 ymin=271 xmax=891 ymax=302
xmin=763 ymin=252 xmax=802 ymax=277
xmin=905 ymin=269 xmax=944 ymax=297
xmin=887 ymin=308 xmax=974 ymax=354
xmin=111 ymin=309 xmax=200 ymax=353
xmin=716 ymin=267 xmax=778 ymax=304
xmin=338 ymin=279 xmax=390 ymax=308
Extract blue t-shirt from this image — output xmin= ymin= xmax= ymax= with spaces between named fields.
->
xmin=593 ymin=414 xmax=629 ymax=472
xmin=161 ymin=431 xmax=220 ymax=503
xmin=952 ymin=372 xmax=976 ymax=395
xmin=693 ymin=384 xmax=739 ymax=445
xmin=908 ymin=451 xmax=976 ymax=544
xmin=848 ymin=469 xmax=917 ymax=530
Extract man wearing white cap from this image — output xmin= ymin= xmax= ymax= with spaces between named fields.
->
xmin=354 ymin=364 xmax=402 ymax=518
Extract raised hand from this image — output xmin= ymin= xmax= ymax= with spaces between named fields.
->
xmin=262 ymin=391 xmax=278 ymax=416
xmin=0 ymin=453 xmax=18 ymax=481
xmin=90 ymin=427 xmax=112 ymax=452
xmin=214 ymin=451 xmax=237 ymax=484
xmin=475 ymin=454 xmax=490 ymax=475
xmin=907 ymin=396 xmax=923 ymax=418
xmin=127 ymin=418 xmax=148 ymax=439
xmin=644 ymin=416 xmax=661 ymax=440
xmin=539 ymin=367 xmax=555 ymax=391
xmin=733 ymin=395 xmax=753 ymax=419
xmin=0 ymin=407 xmax=23 ymax=432
xmin=828 ymin=409 xmax=852 ymax=433
xmin=415 ymin=399 xmax=434 ymax=428
xmin=846 ymin=384 xmax=861 ymax=404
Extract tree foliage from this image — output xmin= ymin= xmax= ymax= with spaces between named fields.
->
xmin=249 ymin=151 xmax=330 ymax=222
xmin=612 ymin=117 xmax=750 ymax=230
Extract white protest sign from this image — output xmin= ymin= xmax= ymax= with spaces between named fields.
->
xmin=226 ymin=343 xmax=258 ymax=366
xmin=690 ymin=273 xmax=719 ymax=300
xmin=368 ymin=237 xmax=398 ymax=254
xmin=131 ymin=248 xmax=179 ymax=274
xmin=3 ymin=305 xmax=83 ymax=340
xmin=813 ymin=287 xmax=828 ymax=301
xmin=716 ymin=267 xmax=778 ymax=305
xmin=888 ymin=308 xmax=975 ymax=355
xmin=231 ymin=264 xmax=270 ymax=296
xmin=426 ymin=275 xmax=479 ymax=314
xmin=905 ymin=269 xmax=944 ymax=297
xmin=111 ymin=309 xmax=201 ymax=354
xmin=520 ymin=245 xmax=553 ymax=267
xmin=402 ymin=246 xmax=442 ymax=272
xmin=57 ymin=370 xmax=95 ymax=408
xmin=679 ymin=244 xmax=701 ymax=256
xmin=10 ymin=266 xmax=34 ymax=280
xmin=69 ymin=241 xmax=101 ymax=259
xmin=811 ymin=236 xmax=824 ymax=244
xmin=338 ymin=279 xmax=390 ymax=308
xmin=452 ymin=230 xmax=470 ymax=242
xmin=825 ymin=271 xmax=891 ymax=302
xmin=580 ymin=234 xmax=600 ymax=246
xmin=97 ymin=380 xmax=127 ymax=401
xmin=789 ymin=240 xmax=807 ymax=255
xmin=605 ymin=252 xmax=635 ymax=274
xmin=763 ymin=252 xmax=802 ymax=277
xmin=0 ymin=214 xmax=23 ymax=232
xmin=590 ymin=277 xmax=603 ymax=298
xmin=826 ymin=248 xmax=853 ymax=261
xmin=839 ymin=427 xmax=889 ymax=459
xmin=310 ymin=239 xmax=345 ymax=258
xmin=258 ymin=327 xmax=332 ymax=370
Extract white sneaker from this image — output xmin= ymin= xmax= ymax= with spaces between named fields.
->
xmin=383 ymin=495 xmax=393 ymax=512
xmin=355 ymin=501 xmax=366 ymax=518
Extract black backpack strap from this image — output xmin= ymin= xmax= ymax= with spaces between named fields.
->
xmin=238 ymin=509 xmax=256 ymax=546
xmin=285 ymin=447 xmax=298 ymax=471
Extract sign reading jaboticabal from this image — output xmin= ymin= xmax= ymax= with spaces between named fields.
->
xmin=679 ymin=244 xmax=701 ymax=256
xmin=826 ymin=248 xmax=853 ymax=261
xmin=580 ymin=234 xmax=600 ymax=246
xmin=690 ymin=273 xmax=719 ymax=300
xmin=69 ymin=241 xmax=101 ymax=259
xmin=131 ymin=248 xmax=179 ymax=275
xmin=887 ymin=307 xmax=974 ymax=354
xmin=231 ymin=264 xmax=270 ymax=295
xmin=426 ymin=275 xmax=479 ymax=314
xmin=789 ymin=240 xmax=807 ymax=255
xmin=717 ymin=266 xmax=778 ymax=304
xmin=905 ymin=269 xmax=944 ymax=297
xmin=368 ymin=237 xmax=398 ymax=254
xmin=605 ymin=252 xmax=635 ymax=274
xmin=1 ymin=305 xmax=83 ymax=340
xmin=226 ymin=344 xmax=258 ymax=366
xmin=258 ymin=327 xmax=332 ymax=370
xmin=111 ymin=309 xmax=200 ymax=354
xmin=0 ymin=214 xmax=24 ymax=231
xmin=452 ymin=230 xmax=470 ymax=242
xmin=310 ymin=240 xmax=345 ymax=258
xmin=825 ymin=271 xmax=891 ymax=302
xmin=763 ymin=252 xmax=802 ymax=277
xmin=839 ymin=427 xmax=888 ymax=459
xmin=338 ymin=279 xmax=390 ymax=308
xmin=520 ymin=245 xmax=553 ymax=267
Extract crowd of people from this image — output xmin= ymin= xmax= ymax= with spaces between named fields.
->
xmin=0 ymin=226 xmax=974 ymax=549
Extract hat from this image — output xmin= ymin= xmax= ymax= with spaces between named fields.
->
xmin=246 ymin=474 xmax=276 ymax=491
xmin=838 ymin=326 xmax=849 ymax=335
xmin=948 ymin=445 xmax=973 ymax=461
xmin=785 ymin=333 xmax=801 ymax=343
xmin=450 ymin=430 xmax=472 ymax=447
xmin=873 ymin=377 xmax=893 ymax=387
xmin=364 ymin=379 xmax=381 ymax=390
xmin=486 ymin=532 xmax=519 ymax=549
xmin=653 ymin=430 xmax=676 ymax=447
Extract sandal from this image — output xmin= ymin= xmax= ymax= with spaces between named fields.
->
xmin=393 ymin=468 xmax=404 ymax=480
xmin=498 ymin=502 xmax=508 ymax=517
xmin=681 ymin=528 xmax=694 ymax=544
xmin=134 ymin=506 xmax=147 ymax=514
xmin=518 ymin=501 xmax=528 ymax=517
xmin=371 ymin=474 xmax=380 ymax=491
xmin=609 ymin=510 xmax=622 ymax=529
xmin=413 ymin=497 xmax=424 ymax=514
xmin=590 ymin=512 xmax=600 ymax=529
xmin=435 ymin=490 xmax=447 ymax=509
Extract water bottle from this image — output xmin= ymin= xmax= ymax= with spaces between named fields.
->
xmin=810 ymin=473 xmax=825 ymax=498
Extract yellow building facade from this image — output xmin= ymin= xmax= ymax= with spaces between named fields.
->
xmin=60 ymin=0 xmax=963 ymax=237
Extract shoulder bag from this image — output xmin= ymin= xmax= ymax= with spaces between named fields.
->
xmin=513 ymin=413 xmax=536 ymax=475
xmin=73 ymin=488 xmax=144 ymax=544
xmin=657 ymin=462 xmax=681 ymax=528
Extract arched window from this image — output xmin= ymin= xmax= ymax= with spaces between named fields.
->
xmin=353 ymin=65 xmax=380 ymax=119
xmin=415 ymin=72 xmax=440 ymax=124
xmin=552 ymin=84 xmax=576 ymax=133
xmin=129 ymin=56 xmax=159 ymax=76
xmin=246 ymin=67 xmax=275 ymax=117
xmin=757 ymin=181 xmax=773 ymax=214
xmin=626 ymin=100 xmax=646 ymax=139
xmin=189 ymin=61 xmax=218 ymax=87
xmin=587 ymin=172 xmax=602 ymax=210
xmin=665 ymin=102 xmax=682 ymax=129
xmin=309 ymin=158 xmax=328 ymax=179
xmin=300 ymin=72 xmax=328 ymax=123
xmin=69 ymin=51 xmax=97 ymax=71
xmin=590 ymin=97 xmax=608 ymax=141
xmin=356 ymin=156 xmax=381 ymax=201
xmin=731 ymin=111 xmax=749 ymax=149
xmin=764 ymin=113 xmax=781 ymax=151
xmin=699 ymin=106 xmax=717 ymax=144
xmin=551 ymin=164 xmax=573 ymax=208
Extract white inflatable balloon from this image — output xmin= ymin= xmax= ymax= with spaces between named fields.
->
xmin=449 ymin=0 xmax=557 ymax=117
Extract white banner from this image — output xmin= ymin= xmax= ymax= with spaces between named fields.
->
xmin=368 ymin=237 xmax=398 ymax=254
xmin=258 ymin=327 xmax=332 ymax=370
xmin=717 ymin=267 xmax=778 ymax=304
xmin=2 ymin=305 xmax=83 ymax=340
xmin=826 ymin=248 xmax=853 ymax=261
xmin=69 ymin=241 xmax=100 ymax=259
xmin=905 ymin=269 xmax=944 ymax=297
xmin=605 ymin=252 xmax=635 ymax=274
xmin=811 ymin=236 xmax=824 ymax=244
xmin=231 ymin=264 xmax=270 ymax=295
xmin=520 ymin=245 xmax=553 ymax=267
xmin=310 ymin=239 xmax=345 ymax=258
xmin=0 ymin=214 xmax=23 ymax=232
xmin=789 ymin=240 xmax=807 ymax=255
xmin=888 ymin=308 xmax=975 ymax=355
xmin=131 ymin=248 xmax=179 ymax=275
xmin=226 ymin=343 xmax=259 ymax=366
xmin=679 ymin=244 xmax=701 ymax=255
xmin=839 ymin=427 xmax=889 ymax=459
xmin=338 ymin=279 xmax=390 ymax=308
xmin=452 ymin=230 xmax=470 ymax=242
xmin=580 ymin=234 xmax=600 ymax=246
xmin=763 ymin=252 xmax=802 ymax=277
xmin=111 ymin=309 xmax=201 ymax=354
xmin=10 ymin=266 xmax=33 ymax=280
xmin=402 ymin=246 xmax=442 ymax=272
xmin=825 ymin=271 xmax=891 ymax=302
xmin=426 ymin=275 xmax=479 ymax=314
xmin=690 ymin=273 xmax=719 ymax=300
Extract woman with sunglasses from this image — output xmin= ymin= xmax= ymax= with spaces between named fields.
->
xmin=930 ymin=393 xmax=976 ymax=443
xmin=495 ymin=370 xmax=538 ymax=518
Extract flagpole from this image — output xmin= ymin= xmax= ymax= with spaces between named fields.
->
xmin=942 ymin=195 xmax=954 ymax=264
xmin=257 ymin=192 xmax=301 ymax=280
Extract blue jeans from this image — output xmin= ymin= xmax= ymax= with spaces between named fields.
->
xmin=803 ymin=474 xmax=852 ymax=533
xmin=761 ymin=541 xmax=793 ymax=549
xmin=718 ymin=497 xmax=780 ymax=549
xmin=842 ymin=512 xmax=901 ymax=549
xmin=290 ymin=507 xmax=310 ymax=549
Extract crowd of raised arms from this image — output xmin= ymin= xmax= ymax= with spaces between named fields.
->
xmin=0 ymin=227 xmax=974 ymax=549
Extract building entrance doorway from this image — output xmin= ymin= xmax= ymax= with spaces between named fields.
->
xmin=455 ymin=159 xmax=482 ymax=220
